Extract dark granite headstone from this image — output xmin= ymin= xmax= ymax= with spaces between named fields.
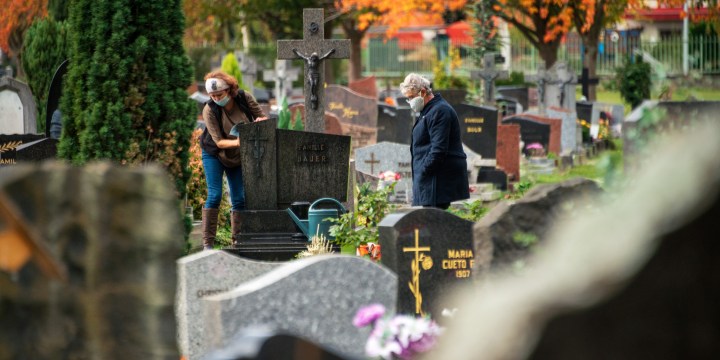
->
xmin=502 ymin=116 xmax=551 ymax=157
xmin=455 ymin=103 xmax=499 ymax=159
xmin=0 ymin=134 xmax=46 ymax=166
xmin=325 ymin=84 xmax=377 ymax=128
xmin=230 ymin=118 xmax=351 ymax=259
xmin=376 ymin=103 xmax=413 ymax=145
xmin=477 ymin=169 xmax=508 ymax=191
xmin=379 ymin=208 xmax=474 ymax=318
xmin=16 ymin=138 xmax=57 ymax=161
xmin=497 ymin=85 xmax=529 ymax=110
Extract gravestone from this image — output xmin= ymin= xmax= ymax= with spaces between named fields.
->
xmin=502 ymin=115 xmax=551 ymax=157
xmin=546 ymin=106 xmax=579 ymax=155
xmin=355 ymin=142 xmax=412 ymax=203
xmin=0 ymin=162 xmax=183 ymax=359
xmin=176 ymin=250 xmax=284 ymax=360
xmin=277 ymin=8 xmax=350 ymax=133
xmin=202 ymin=255 xmax=397 ymax=358
xmin=348 ymin=75 xmax=378 ymax=98
xmin=455 ymin=103 xmax=499 ymax=159
xmin=545 ymin=61 xmax=577 ymax=112
xmin=325 ymin=84 xmax=378 ymax=150
xmin=576 ymin=101 xmax=593 ymax=143
xmin=437 ymin=89 xmax=469 ymax=110
xmin=0 ymin=134 xmax=48 ymax=166
xmin=496 ymin=124 xmax=521 ymax=182
xmin=263 ymin=59 xmax=300 ymax=103
xmin=511 ymin=113 xmax=562 ymax=155
xmin=231 ymin=118 xmax=351 ymax=259
xmin=0 ymin=77 xmax=37 ymax=135
xmin=376 ymin=103 xmax=413 ymax=145
xmin=45 ymin=59 xmax=69 ymax=139
xmin=379 ymin=208 xmax=475 ymax=318
xmin=498 ymin=85 xmax=529 ymax=111
xmin=528 ymin=61 xmax=551 ymax=113
xmin=236 ymin=52 xmax=258 ymax=96
xmin=470 ymin=53 xmax=509 ymax=105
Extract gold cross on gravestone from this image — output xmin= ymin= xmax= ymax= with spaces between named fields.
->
xmin=364 ymin=152 xmax=380 ymax=175
xmin=403 ymin=229 xmax=431 ymax=315
xmin=277 ymin=8 xmax=350 ymax=133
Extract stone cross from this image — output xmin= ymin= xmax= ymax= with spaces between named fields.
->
xmin=528 ymin=61 xmax=551 ymax=114
xmin=236 ymin=52 xmax=258 ymax=96
xmin=579 ymin=67 xmax=599 ymax=100
xmin=470 ymin=53 xmax=508 ymax=105
xmin=277 ymin=8 xmax=350 ymax=133
xmin=263 ymin=60 xmax=301 ymax=103
xmin=548 ymin=61 xmax=577 ymax=110
xmin=364 ymin=152 xmax=380 ymax=175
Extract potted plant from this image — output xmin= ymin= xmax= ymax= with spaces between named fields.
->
xmin=328 ymin=182 xmax=396 ymax=260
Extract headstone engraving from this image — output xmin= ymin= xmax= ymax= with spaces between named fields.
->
xmin=277 ymin=8 xmax=350 ymax=133
xmin=455 ymin=103 xmax=499 ymax=158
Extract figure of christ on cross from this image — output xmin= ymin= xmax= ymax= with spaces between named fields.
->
xmin=292 ymin=48 xmax=336 ymax=110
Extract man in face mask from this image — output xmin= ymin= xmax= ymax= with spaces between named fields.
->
xmin=399 ymin=73 xmax=470 ymax=209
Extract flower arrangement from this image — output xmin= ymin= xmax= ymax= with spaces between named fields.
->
xmin=329 ymin=183 xmax=396 ymax=250
xmin=354 ymin=304 xmax=443 ymax=360
xmin=526 ymin=142 xmax=545 ymax=157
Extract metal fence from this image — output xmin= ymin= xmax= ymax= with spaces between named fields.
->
xmin=362 ymin=34 xmax=720 ymax=79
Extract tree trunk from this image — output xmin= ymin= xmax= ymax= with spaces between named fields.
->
xmin=538 ymin=41 xmax=561 ymax=69
xmin=584 ymin=40 xmax=599 ymax=101
xmin=341 ymin=20 xmax=366 ymax=82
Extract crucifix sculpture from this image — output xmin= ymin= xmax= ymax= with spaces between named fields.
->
xmin=470 ymin=53 xmax=508 ymax=105
xmin=277 ymin=8 xmax=350 ymax=133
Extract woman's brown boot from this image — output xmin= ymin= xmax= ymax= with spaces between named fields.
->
xmin=202 ymin=208 xmax=220 ymax=250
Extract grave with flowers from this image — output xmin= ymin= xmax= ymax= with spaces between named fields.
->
xmin=354 ymin=142 xmax=413 ymax=204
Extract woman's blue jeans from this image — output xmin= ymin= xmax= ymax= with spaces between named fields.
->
xmin=202 ymin=149 xmax=245 ymax=211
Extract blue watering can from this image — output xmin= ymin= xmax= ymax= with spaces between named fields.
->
xmin=286 ymin=198 xmax=347 ymax=241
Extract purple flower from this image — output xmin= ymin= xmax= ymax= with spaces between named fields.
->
xmin=526 ymin=142 xmax=544 ymax=150
xmin=353 ymin=304 xmax=386 ymax=328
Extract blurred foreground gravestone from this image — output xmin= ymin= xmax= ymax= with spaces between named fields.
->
xmin=431 ymin=121 xmax=720 ymax=359
xmin=201 ymin=255 xmax=396 ymax=359
xmin=0 ymin=162 xmax=184 ymax=359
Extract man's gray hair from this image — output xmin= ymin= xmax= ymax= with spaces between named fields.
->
xmin=399 ymin=73 xmax=432 ymax=94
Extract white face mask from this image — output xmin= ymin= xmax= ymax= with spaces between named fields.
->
xmin=408 ymin=95 xmax=425 ymax=113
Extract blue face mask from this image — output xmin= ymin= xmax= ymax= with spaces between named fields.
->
xmin=214 ymin=95 xmax=231 ymax=107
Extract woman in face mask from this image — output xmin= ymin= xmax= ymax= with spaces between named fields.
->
xmin=200 ymin=71 xmax=268 ymax=250
xmin=399 ymin=73 xmax=469 ymax=210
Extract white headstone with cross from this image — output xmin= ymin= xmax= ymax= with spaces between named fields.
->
xmin=263 ymin=60 xmax=301 ymax=103
xmin=277 ymin=8 xmax=350 ymax=133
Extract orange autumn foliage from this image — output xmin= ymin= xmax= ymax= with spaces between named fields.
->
xmin=335 ymin=0 xmax=467 ymax=37
xmin=0 ymin=0 xmax=48 ymax=56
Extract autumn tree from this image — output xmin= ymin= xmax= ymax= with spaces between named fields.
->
xmin=475 ymin=0 xmax=573 ymax=69
xmin=59 ymin=0 xmax=196 ymax=197
xmin=335 ymin=0 xmax=467 ymax=81
xmin=0 ymin=0 xmax=48 ymax=79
